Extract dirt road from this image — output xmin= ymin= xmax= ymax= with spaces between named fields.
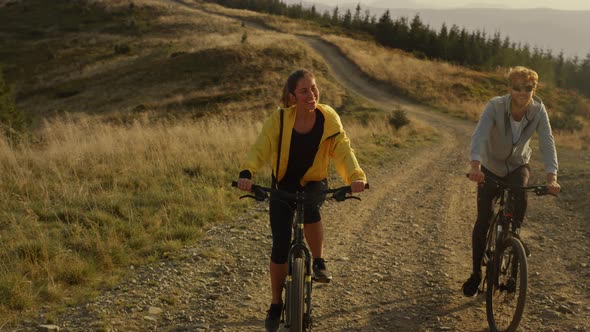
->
xmin=38 ymin=7 xmax=589 ymax=332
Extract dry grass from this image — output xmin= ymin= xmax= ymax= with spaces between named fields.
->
xmin=322 ymin=34 xmax=498 ymax=119
xmin=3 ymin=0 xmax=345 ymax=121
xmin=0 ymin=107 xmax=432 ymax=325
xmin=0 ymin=112 xmax=256 ymax=322
xmin=321 ymin=34 xmax=590 ymax=149
xmin=553 ymin=131 xmax=590 ymax=151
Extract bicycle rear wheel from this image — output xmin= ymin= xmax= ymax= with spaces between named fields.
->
xmin=287 ymin=257 xmax=305 ymax=332
xmin=486 ymin=236 xmax=528 ymax=332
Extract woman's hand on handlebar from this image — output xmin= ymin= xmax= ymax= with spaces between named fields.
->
xmin=237 ymin=178 xmax=253 ymax=192
xmin=350 ymin=180 xmax=366 ymax=193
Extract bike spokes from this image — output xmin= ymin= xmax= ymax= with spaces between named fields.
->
xmin=486 ymin=238 xmax=528 ymax=332
xmin=287 ymin=258 xmax=306 ymax=332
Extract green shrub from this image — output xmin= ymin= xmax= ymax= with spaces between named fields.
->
xmin=550 ymin=113 xmax=583 ymax=132
xmin=0 ymin=68 xmax=27 ymax=143
xmin=389 ymin=109 xmax=410 ymax=130
xmin=114 ymin=44 xmax=131 ymax=55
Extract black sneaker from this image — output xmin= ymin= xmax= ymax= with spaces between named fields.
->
xmin=462 ymin=272 xmax=482 ymax=297
xmin=312 ymin=258 xmax=332 ymax=283
xmin=265 ymin=303 xmax=282 ymax=332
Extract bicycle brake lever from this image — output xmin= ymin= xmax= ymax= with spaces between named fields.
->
xmin=332 ymin=190 xmax=348 ymax=202
xmin=534 ymin=186 xmax=548 ymax=196
xmin=332 ymin=191 xmax=361 ymax=201
xmin=239 ymin=193 xmax=267 ymax=201
xmin=344 ymin=196 xmax=361 ymax=201
xmin=253 ymin=188 xmax=269 ymax=201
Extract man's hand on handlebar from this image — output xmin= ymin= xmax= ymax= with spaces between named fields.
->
xmin=468 ymin=160 xmax=485 ymax=183
xmin=546 ymin=181 xmax=561 ymax=196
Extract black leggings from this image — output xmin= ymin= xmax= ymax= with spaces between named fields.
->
xmin=471 ymin=165 xmax=530 ymax=274
xmin=269 ymin=180 xmax=327 ymax=264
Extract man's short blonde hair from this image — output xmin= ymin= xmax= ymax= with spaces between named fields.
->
xmin=507 ymin=66 xmax=539 ymax=87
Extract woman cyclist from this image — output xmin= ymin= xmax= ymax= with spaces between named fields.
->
xmin=236 ymin=69 xmax=367 ymax=331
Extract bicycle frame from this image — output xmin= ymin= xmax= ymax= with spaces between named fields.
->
xmin=483 ymin=187 xmax=520 ymax=292
xmin=483 ymin=176 xmax=551 ymax=264
xmin=284 ymin=190 xmax=315 ymax=330
xmin=232 ymin=181 xmax=368 ymax=331
xmin=485 ymin=187 xmax=518 ymax=263
xmin=475 ymin=174 xmax=555 ymax=332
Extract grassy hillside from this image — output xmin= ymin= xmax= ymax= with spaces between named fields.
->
xmin=197 ymin=0 xmax=590 ymax=150
xmin=0 ymin=0 xmax=349 ymax=122
xmin=0 ymin=0 xmax=436 ymax=326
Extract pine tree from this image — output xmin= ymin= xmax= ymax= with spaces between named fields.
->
xmin=352 ymin=4 xmax=362 ymax=28
xmin=342 ymin=9 xmax=352 ymax=28
xmin=580 ymin=52 xmax=590 ymax=98
xmin=437 ymin=23 xmax=449 ymax=59
xmin=375 ymin=10 xmax=394 ymax=47
xmin=0 ymin=69 xmax=27 ymax=143
xmin=331 ymin=6 xmax=339 ymax=24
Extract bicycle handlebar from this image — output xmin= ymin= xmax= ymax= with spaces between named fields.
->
xmin=231 ymin=181 xmax=369 ymax=202
xmin=464 ymin=173 xmax=559 ymax=196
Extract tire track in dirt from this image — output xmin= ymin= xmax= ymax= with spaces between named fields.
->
xmin=313 ymin=132 xmax=467 ymax=331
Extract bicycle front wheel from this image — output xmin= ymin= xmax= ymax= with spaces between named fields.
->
xmin=288 ymin=258 xmax=305 ymax=332
xmin=486 ymin=236 xmax=528 ymax=332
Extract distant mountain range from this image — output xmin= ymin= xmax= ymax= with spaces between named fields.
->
xmin=286 ymin=1 xmax=590 ymax=59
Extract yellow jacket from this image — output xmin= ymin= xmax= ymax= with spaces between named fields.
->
xmin=241 ymin=104 xmax=366 ymax=186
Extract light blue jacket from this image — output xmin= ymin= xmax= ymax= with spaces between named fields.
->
xmin=470 ymin=95 xmax=558 ymax=177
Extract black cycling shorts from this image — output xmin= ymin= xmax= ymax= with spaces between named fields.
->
xmin=268 ymin=180 xmax=327 ymax=264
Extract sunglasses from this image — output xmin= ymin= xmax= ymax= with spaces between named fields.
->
xmin=512 ymin=84 xmax=535 ymax=92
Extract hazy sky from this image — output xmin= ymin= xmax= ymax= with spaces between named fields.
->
xmin=310 ymin=0 xmax=590 ymax=10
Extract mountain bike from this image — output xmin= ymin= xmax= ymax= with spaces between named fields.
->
xmin=469 ymin=174 xmax=558 ymax=332
xmin=232 ymin=181 xmax=368 ymax=331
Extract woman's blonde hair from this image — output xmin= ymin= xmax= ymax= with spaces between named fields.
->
xmin=280 ymin=69 xmax=315 ymax=108
xmin=507 ymin=66 xmax=539 ymax=87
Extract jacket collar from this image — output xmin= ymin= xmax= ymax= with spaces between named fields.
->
xmin=504 ymin=94 xmax=543 ymax=121
xmin=284 ymin=104 xmax=342 ymax=140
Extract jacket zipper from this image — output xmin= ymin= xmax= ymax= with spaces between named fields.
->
xmin=504 ymin=107 xmax=535 ymax=176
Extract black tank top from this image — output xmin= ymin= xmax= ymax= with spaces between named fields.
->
xmin=279 ymin=109 xmax=325 ymax=191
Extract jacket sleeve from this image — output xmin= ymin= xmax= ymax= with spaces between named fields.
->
xmin=239 ymin=113 xmax=276 ymax=178
xmin=470 ymin=101 xmax=495 ymax=162
xmin=536 ymin=105 xmax=559 ymax=174
xmin=330 ymin=129 xmax=366 ymax=185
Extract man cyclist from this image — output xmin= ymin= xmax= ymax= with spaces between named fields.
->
xmin=463 ymin=66 xmax=561 ymax=296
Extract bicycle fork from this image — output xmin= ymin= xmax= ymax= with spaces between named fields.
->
xmin=285 ymin=222 xmax=314 ymax=329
